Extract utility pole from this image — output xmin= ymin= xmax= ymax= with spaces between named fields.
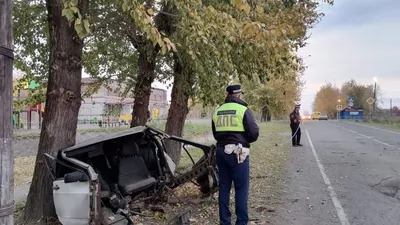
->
xmin=373 ymin=81 xmax=377 ymax=112
xmin=0 ymin=0 xmax=15 ymax=223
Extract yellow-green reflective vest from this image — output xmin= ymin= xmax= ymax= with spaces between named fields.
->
xmin=212 ymin=103 xmax=247 ymax=132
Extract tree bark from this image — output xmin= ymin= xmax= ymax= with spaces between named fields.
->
xmin=23 ymin=0 xmax=88 ymax=223
xmin=267 ymin=112 xmax=272 ymax=122
xmin=261 ymin=106 xmax=271 ymax=122
xmin=130 ymin=40 xmax=158 ymax=127
xmin=0 ymin=0 xmax=15 ymax=223
xmin=164 ymin=58 xmax=193 ymax=165
xmin=261 ymin=107 xmax=267 ymax=122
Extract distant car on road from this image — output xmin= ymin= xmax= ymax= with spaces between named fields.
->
xmin=319 ymin=113 xmax=328 ymax=120
xmin=312 ymin=112 xmax=321 ymax=120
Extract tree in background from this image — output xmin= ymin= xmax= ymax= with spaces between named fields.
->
xmin=313 ymin=79 xmax=381 ymax=118
xmin=340 ymin=79 xmax=376 ymax=115
xmin=312 ymin=82 xmax=340 ymax=118
xmin=242 ymin=62 xmax=304 ymax=121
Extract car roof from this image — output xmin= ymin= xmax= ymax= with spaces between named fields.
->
xmin=62 ymin=126 xmax=148 ymax=154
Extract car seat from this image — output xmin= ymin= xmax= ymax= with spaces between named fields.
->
xmin=118 ymin=140 xmax=157 ymax=196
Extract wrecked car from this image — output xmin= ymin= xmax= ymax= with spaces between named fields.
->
xmin=44 ymin=126 xmax=219 ymax=225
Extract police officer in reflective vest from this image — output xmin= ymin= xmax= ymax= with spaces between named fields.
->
xmin=289 ymin=104 xmax=303 ymax=147
xmin=212 ymin=85 xmax=259 ymax=225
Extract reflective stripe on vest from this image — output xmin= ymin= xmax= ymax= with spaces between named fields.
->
xmin=212 ymin=103 xmax=247 ymax=132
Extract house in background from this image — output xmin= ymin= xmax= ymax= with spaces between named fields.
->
xmin=79 ymin=78 xmax=169 ymax=125
xmin=12 ymin=76 xmax=169 ymax=129
xmin=339 ymin=107 xmax=364 ymax=119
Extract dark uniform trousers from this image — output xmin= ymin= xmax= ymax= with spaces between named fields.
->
xmin=290 ymin=123 xmax=301 ymax=145
xmin=216 ymin=146 xmax=249 ymax=225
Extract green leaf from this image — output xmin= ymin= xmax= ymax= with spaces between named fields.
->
xmin=161 ymin=45 xmax=167 ymax=55
xmin=74 ymin=23 xmax=84 ymax=35
xmin=62 ymin=8 xmax=74 ymax=22
xmin=147 ymin=8 xmax=155 ymax=15
xmin=71 ymin=6 xmax=79 ymax=14
xmin=122 ymin=2 xmax=128 ymax=11
xmin=75 ymin=18 xmax=82 ymax=25
xmin=241 ymin=4 xmax=251 ymax=15
xmin=256 ymin=6 xmax=264 ymax=14
xmin=70 ymin=0 xmax=79 ymax=7
xmin=143 ymin=18 xmax=151 ymax=24
xmin=61 ymin=8 xmax=68 ymax=16
xmin=232 ymin=0 xmax=242 ymax=7
xmin=83 ymin=19 xmax=90 ymax=32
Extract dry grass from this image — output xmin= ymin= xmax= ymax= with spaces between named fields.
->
xmin=14 ymin=156 xmax=35 ymax=187
xmin=354 ymin=119 xmax=400 ymax=130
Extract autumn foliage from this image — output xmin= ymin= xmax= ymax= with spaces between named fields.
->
xmin=313 ymin=79 xmax=376 ymax=118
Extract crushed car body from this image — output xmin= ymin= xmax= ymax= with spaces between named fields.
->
xmin=44 ymin=125 xmax=219 ymax=225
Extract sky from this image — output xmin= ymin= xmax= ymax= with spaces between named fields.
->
xmin=297 ymin=0 xmax=400 ymax=114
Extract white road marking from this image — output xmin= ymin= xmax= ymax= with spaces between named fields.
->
xmin=372 ymin=139 xmax=395 ymax=148
xmin=334 ymin=124 xmax=372 ymax=139
xmin=354 ymin=132 xmax=371 ymax=139
xmin=305 ymin=130 xmax=351 ymax=225
xmin=344 ymin=121 xmax=400 ymax=135
xmin=333 ymin=124 xmax=400 ymax=149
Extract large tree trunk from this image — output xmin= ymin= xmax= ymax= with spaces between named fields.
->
xmin=130 ymin=41 xmax=158 ymax=127
xmin=261 ymin=106 xmax=272 ymax=122
xmin=23 ymin=0 xmax=87 ymax=223
xmin=0 ymin=0 xmax=14 ymax=223
xmin=261 ymin=107 xmax=267 ymax=122
xmin=267 ymin=113 xmax=272 ymax=122
xmin=165 ymin=59 xmax=193 ymax=165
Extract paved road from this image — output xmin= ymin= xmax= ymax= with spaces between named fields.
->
xmin=273 ymin=120 xmax=400 ymax=225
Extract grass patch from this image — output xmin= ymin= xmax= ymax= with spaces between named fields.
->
xmin=132 ymin=122 xmax=292 ymax=224
xmin=147 ymin=120 xmax=211 ymax=139
xmin=14 ymin=201 xmax=26 ymax=223
xmin=14 ymin=157 xmax=35 ymax=187
xmin=352 ymin=118 xmax=400 ymax=130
